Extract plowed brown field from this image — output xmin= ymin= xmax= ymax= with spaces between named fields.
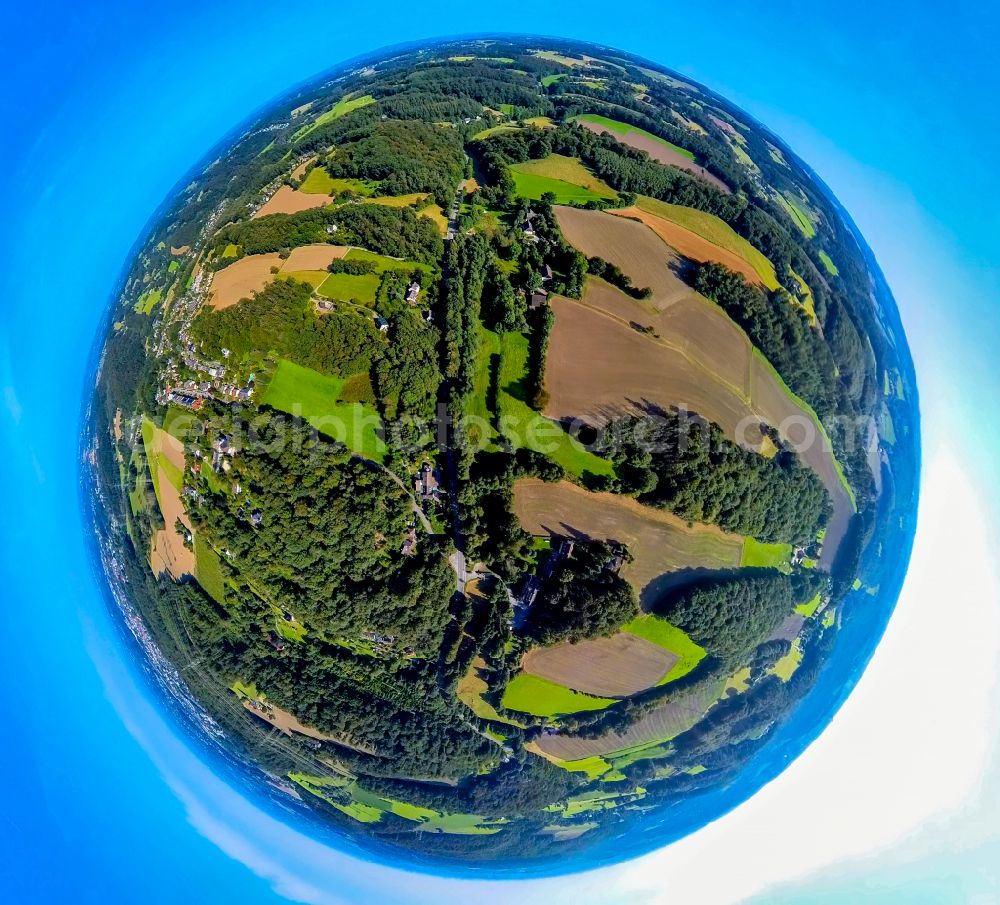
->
xmin=522 ymin=634 xmax=677 ymax=697
xmin=253 ymin=185 xmax=332 ymax=218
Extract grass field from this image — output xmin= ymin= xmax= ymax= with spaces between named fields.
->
xmin=317 ymin=272 xmax=383 ymax=305
xmin=261 ymin=359 xmax=383 ymax=462
xmin=789 ymin=269 xmax=818 ymax=324
xmin=741 ymin=537 xmax=793 ymax=569
xmin=509 ymin=154 xmax=617 ymax=204
xmin=141 ymin=417 xmax=184 ymax=498
xmin=464 ymin=325 xmax=501 ymax=446
xmin=295 ymin=94 xmax=374 ymax=142
xmin=772 ymin=638 xmax=804 ymax=680
xmin=541 ymin=73 xmax=567 ymax=87
xmin=633 ymin=195 xmax=779 ymax=289
xmin=291 ymin=774 xmax=504 ymax=834
xmin=299 ymin=169 xmax=373 ymax=196
xmin=572 ymin=114 xmax=694 ymax=160
xmin=776 ymin=192 xmax=817 ymax=239
xmin=818 ymin=250 xmax=839 ymax=276
xmin=501 ymin=674 xmax=615 ymax=718
xmin=368 ymin=192 xmax=428 ymax=208
xmin=194 ymin=535 xmax=226 ymax=605
xmin=473 ymin=123 xmax=519 ymax=140
xmin=795 ymin=591 xmax=823 ymax=618
xmin=621 ymin=614 xmax=706 ymax=684
xmin=134 ymin=288 xmax=162 ymax=315
xmin=457 ymin=659 xmax=525 ymax=727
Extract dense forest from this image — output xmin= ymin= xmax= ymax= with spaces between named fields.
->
xmin=653 ymin=570 xmax=825 ymax=665
xmin=603 ymin=413 xmax=831 ymax=545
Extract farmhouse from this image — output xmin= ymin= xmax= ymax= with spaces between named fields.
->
xmin=530 ymin=289 xmax=548 ymax=308
xmin=375 ymin=315 xmax=390 ymax=332
xmin=414 ymin=463 xmax=440 ymax=500
xmin=405 ymin=281 xmax=421 ymax=305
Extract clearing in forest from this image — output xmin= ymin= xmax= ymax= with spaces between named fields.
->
xmin=293 ymin=93 xmax=375 ymax=142
xmin=509 ymin=154 xmax=617 ymax=204
xmin=260 ymin=359 xmax=384 ymax=462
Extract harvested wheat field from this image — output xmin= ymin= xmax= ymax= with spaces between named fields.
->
xmin=207 ymin=253 xmax=282 ymax=308
xmin=612 ymin=207 xmax=764 ymax=287
xmin=522 ymin=633 xmax=677 ymax=697
xmin=281 ymin=244 xmax=350 ymax=271
xmin=534 ymin=678 xmax=724 ymax=760
xmin=556 ymin=206 xmax=693 ymax=307
xmin=149 ymin=465 xmax=195 ymax=580
xmin=553 ymin=207 xmax=751 ymax=391
xmin=544 ymin=294 xmax=754 ymax=439
xmin=576 ymin=117 xmax=730 ymax=193
xmin=513 ymin=478 xmax=743 ymax=599
xmin=253 ymin=185 xmax=332 ymax=218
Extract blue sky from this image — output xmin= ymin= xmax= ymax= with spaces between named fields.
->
xmin=1 ymin=2 xmax=998 ymax=902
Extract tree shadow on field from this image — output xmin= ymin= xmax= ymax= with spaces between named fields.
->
xmin=641 ymin=566 xmax=744 ymax=613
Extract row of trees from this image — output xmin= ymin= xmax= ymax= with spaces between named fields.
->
xmin=215 ymin=202 xmax=443 ymax=264
xmin=602 ymin=413 xmax=831 ymax=545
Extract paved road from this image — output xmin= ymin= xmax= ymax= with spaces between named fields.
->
xmin=448 ymin=550 xmax=467 ymax=592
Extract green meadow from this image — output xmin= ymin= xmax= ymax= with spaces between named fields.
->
xmin=261 ymin=359 xmax=383 ymax=462
xmin=741 ymin=537 xmax=793 ymax=570
xmin=317 ymin=272 xmax=383 ymax=305
xmin=502 ymin=674 xmax=615 ymax=718
xmin=294 ymin=93 xmax=375 ymax=142
xmin=194 ymin=535 xmax=227 ymax=605
xmin=622 ymin=614 xmax=706 ymax=684
xmin=299 ymin=169 xmax=374 ymax=196
xmin=776 ymin=192 xmax=817 ymax=239
xmin=509 ymin=154 xmax=617 ymax=205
